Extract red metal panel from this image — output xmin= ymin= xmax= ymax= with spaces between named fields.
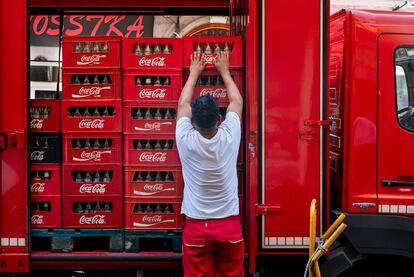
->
xmin=0 ymin=0 xmax=29 ymax=272
xmin=378 ymin=35 xmax=414 ymax=215
xmin=261 ymin=0 xmax=322 ymax=249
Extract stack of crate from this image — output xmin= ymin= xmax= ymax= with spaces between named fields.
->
xmin=29 ymin=93 xmax=62 ymax=229
xmin=182 ymin=36 xmax=245 ymax=222
xmin=122 ymin=38 xmax=184 ymax=232
xmin=61 ymin=36 xmax=123 ymax=228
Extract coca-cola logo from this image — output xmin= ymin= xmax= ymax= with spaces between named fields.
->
xmin=133 ymin=215 xmax=174 ymax=227
xmin=138 ymin=57 xmax=166 ymax=67
xmin=31 ymin=151 xmax=45 ymax=161
xmin=31 ymin=182 xmax=46 ymax=193
xmin=134 ymin=122 xmax=173 ymax=131
xmin=32 ymin=215 xmax=44 ymax=225
xmin=133 ymin=184 xmax=174 ymax=196
xmin=79 ymin=119 xmax=105 ymax=129
xmin=79 ymin=184 xmax=107 ymax=194
xmin=204 ymin=54 xmax=217 ymax=64
xmin=200 ymin=88 xmax=227 ymax=98
xmin=139 ymin=152 xmax=167 ymax=163
xmin=79 ymin=214 xmax=106 ymax=225
xmin=72 ymin=150 xmax=112 ymax=162
xmin=30 ymin=119 xmax=44 ymax=129
xmin=138 ymin=88 xmax=166 ymax=99
xmin=77 ymin=54 xmax=107 ymax=65
xmin=73 ymin=86 xmax=111 ymax=98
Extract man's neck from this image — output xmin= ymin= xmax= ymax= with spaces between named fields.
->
xmin=198 ymin=127 xmax=218 ymax=139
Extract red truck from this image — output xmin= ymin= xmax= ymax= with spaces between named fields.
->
xmin=0 ymin=0 xmax=413 ymax=276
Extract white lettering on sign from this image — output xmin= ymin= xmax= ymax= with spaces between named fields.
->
xmin=138 ymin=152 xmax=167 ymax=162
xmin=79 ymin=184 xmax=107 ymax=194
xmin=31 ymin=215 xmax=44 ymax=225
xmin=77 ymin=54 xmax=107 ymax=65
xmin=199 ymin=88 xmax=227 ymax=98
xmin=73 ymin=86 xmax=111 ymax=98
xmin=30 ymin=119 xmax=44 ymax=129
xmin=133 ymin=184 xmax=174 ymax=196
xmin=79 ymin=214 xmax=106 ymax=225
xmin=133 ymin=215 xmax=174 ymax=227
xmin=134 ymin=122 xmax=173 ymax=131
xmin=138 ymin=88 xmax=166 ymax=99
xmin=72 ymin=150 xmax=112 ymax=162
xmin=138 ymin=57 xmax=166 ymax=67
xmin=30 ymin=151 xmax=45 ymax=161
xmin=31 ymin=182 xmax=46 ymax=193
xmin=78 ymin=119 xmax=105 ymax=129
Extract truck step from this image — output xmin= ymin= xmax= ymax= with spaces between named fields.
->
xmin=31 ymin=229 xmax=124 ymax=252
xmin=124 ymin=230 xmax=182 ymax=253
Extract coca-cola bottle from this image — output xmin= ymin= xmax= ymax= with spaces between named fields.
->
xmin=163 ymin=76 xmax=170 ymax=86
xmin=75 ymin=139 xmax=82 ymax=149
xmin=84 ymin=138 xmax=91 ymax=149
xmin=75 ymin=171 xmax=83 ymax=182
xmin=215 ymin=76 xmax=222 ymax=86
xmin=155 ymin=172 xmax=162 ymax=181
xmin=43 ymin=138 xmax=49 ymax=149
xmin=145 ymin=204 xmax=152 ymax=213
xmin=103 ymin=202 xmax=111 ymax=212
xmin=93 ymin=107 xmax=100 ymax=116
xmin=153 ymin=44 xmax=161 ymax=54
xmin=42 ymin=202 xmax=50 ymax=212
xmin=205 ymin=76 xmax=211 ymax=86
xmin=83 ymin=75 xmax=91 ymax=85
xmin=144 ymin=44 xmax=152 ymax=55
xmin=135 ymin=172 xmax=144 ymax=181
xmin=93 ymin=171 xmax=101 ymax=182
xmin=43 ymin=107 xmax=50 ymax=119
xmin=164 ymin=140 xmax=171 ymax=150
xmin=145 ymin=172 xmax=154 ymax=182
xmin=164 ymin=204 xmax=173 ymax=213
xmin=145 ymin=76 xmax=152 ymax=86
xmin=204 ymin=42 xmax=212 ymax=54
xmin=165 ymin=172 xmax=172 ymax=181
xmin=164 ymin=108 xmax=173 ymax=119
xmin=67 ymin=108 xmax=73 ymax=117
xmin=135 ymin=76 xmax=142 ymax=86
xmin=73 ymin=75 xmax=81 ymax=84
xmin=103 ymin=171 xmax=111 ymax=182
xmin=93 ymin=75 xmax=100 ymax=84
xmin=94 ymin=202 xmax=102 ymax=212
xmin=154 ymin=140 xmax=162 ymax=150
xmin=34 ymin=137 xmax=40 ymax=148
xmin=101 ymin=42 xmax=109 ymax=52
xmin=33 ymin=170 xmax=41 ymax=181
xmin=134 ymin=44 xmax=143 ymax=55
xmin=74 ymin=42 xmax=82 ymax=53
xmin=85 ymin=202 xmax=93 ymax=213
xmin=154 ymin=204 xmax=162 ymax=213
xmin=43 ymin=170 xmax=50 ymax=180
xmin=93 ymin=42 xmax=100 ymax=52
xmin=154 ymin=108 xmax=162 ymax=120
xmin=33 ymin=201 xmax=40 ymax=211
xmin=84 ymin=172 xmax=92 ymax=182
xmin=103 ymin=138 xmax=110 ymax=148
xmin=102 ymin=75 xmax=110 ymax=84
xmin=144 ymin=108 xmax=152 ymax=119
xmin=224 ymin=42 xmax=231 ymax=53
xmin=196 ymin=77 xmax=203 ymax=86
xmin=214 ymin=42 xmax=221 ymax=53
xmin=163 ymin=44 xmax=171 ymax=54
xmin=154 ymin=76 xmax=161 ymax=86
xmin=74 ymin=107 xmax=81 ymax=117
xmin=103 ymin=107 xmax=110 ymax=116
xmin=134 ymin=108 xmax=143 ymax=119
xmin=83 ymin=42 xmax=91 ymax=53
xmin=75 ymin=202 xmax=83 ymax=213
xmin=196 ymin=42 xmax=202 ymax=54
xmin=135 ymin=204 xmax=144 ymax=213
xmin=93 ymin=139 xmax=100 ymax=149
xmin=134 ymin=140 xmax=142 ymax=149
xmin=84 ymin=107 xmax=91 ymax=117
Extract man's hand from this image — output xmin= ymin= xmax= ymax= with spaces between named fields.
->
xmin=214 ymin=51 xmax=230 ymax=77
xmin=190 ymin=52 xmax=205 ymax=77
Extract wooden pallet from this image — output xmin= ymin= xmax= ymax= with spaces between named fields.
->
xmin=31 ymin=229 xmax=124 ymax=252
xmin=124 ymin=230 xmax=182 ymax=253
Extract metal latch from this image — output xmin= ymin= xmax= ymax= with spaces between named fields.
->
xmin=0 ymin=131 xmax=25 ymax=152
xmin=256 ymin=204 xmax=282 ymax=216
xmin=352 ymin=203 xmax=376 ymax=210
xmin=304 ymin=120 xmax=330 ymax=126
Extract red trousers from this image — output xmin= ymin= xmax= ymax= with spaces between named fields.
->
xmin=182 ymin=216 xmax=244 ymax=277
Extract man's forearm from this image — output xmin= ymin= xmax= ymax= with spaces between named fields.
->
xmin=179 ymin=71 xmax=199 ymax=105
xmin=222 ymin=71 xmax=243 ymax=104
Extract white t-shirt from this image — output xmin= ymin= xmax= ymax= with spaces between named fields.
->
xmin=176 ymin=112 xmax=241 ymax=219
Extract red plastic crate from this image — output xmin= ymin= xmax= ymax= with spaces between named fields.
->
xmin=123 ymin=103 xmax=176 ymax=134
xmin=184 ymin=69 xmax=243 ymax=106
xmin=31 ymin=195 xmax=62 ymax=229
xmin=62 ymin=68 xmax=121 ymax=99
xmin=124 ymin=134 xmax=180 ymax=166
xmin=30 ymin=100 xmax=61 ymax=132
xmin=124 ymin=197 xmax=183 ymax=230
xmin=62 ymin=164 xmax=122 ymax=196
xmin=183 ymin=36 xmax=243 ymax=69
xmin=124 ymin=166 xmax=183 ymax=198
xmin=61 ymin=100 xmax=122 ymax=133
xmin=63 ymin=133 xmax=122 ymax=164
xmin=62 ymin=36 xmax=121 ymax=68
xmin=238 ymin=195 xmax=244 ymax=227
xmin=123 ymin=70 xmax=182 ymax=102
xmin=63 ymin=195 xmax=123 ymax=228
xmin=31 ymin=164 xmax=61 ymax=195
xmin=122 ymin=38 xmax=183 ymax=70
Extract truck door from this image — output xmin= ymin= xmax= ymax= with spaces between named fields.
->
xmin=0 ymin=1 xmax=29 ymax=272
xmin=378 ymin=35 xmax=414 ymax=215
xmin=260 ymin=0 xmax=325 ymax=249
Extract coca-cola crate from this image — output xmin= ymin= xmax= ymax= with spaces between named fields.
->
xmin=62 ymin=164 xmax=122 ymax=196
xmin=31 ymin=195 xmax=62 ymax=229
xmin=124 ymin=166 xmax=183 ymax=198
xmin=62 ymin=36 xmax=121 ymax=68
xmin=124 ymin=134 xmax=180 ymax=166
xmin=124 ymin=197 xmax=183 ymax=230
xmin=61 ymin=100 xmax=122 ymax=133
xmin=184 ymin=69 xmax=243 ymax=106
xmin=239 ymin=195 xmax=245 ymax=227
xmin=122 ymin=38 xmax=183 ymax=70
xmin=63 ymin=195 xmax=123 ymax=228
xmin=30 ymin=100 xmax=61 ymax=132
xmin=31 ymin=164 xmax=61 ymax=195
xmin=30 ymin=133 xmax=62 ymax=164
xmin=63 ymin=133 xmax=122 ymax=164
xmin=183 ymin=36 xmax=243 ymax=69
xmin=62 ymin=68 xmax=121 ymax=99
xmin=123 ymin=70 xmax=182 ymax=102
xmin=123 ymin=103 xmax=176 ymax=134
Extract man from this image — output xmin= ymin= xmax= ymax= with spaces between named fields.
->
xmin=175 ymin=51 xmax=244 ymax=277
